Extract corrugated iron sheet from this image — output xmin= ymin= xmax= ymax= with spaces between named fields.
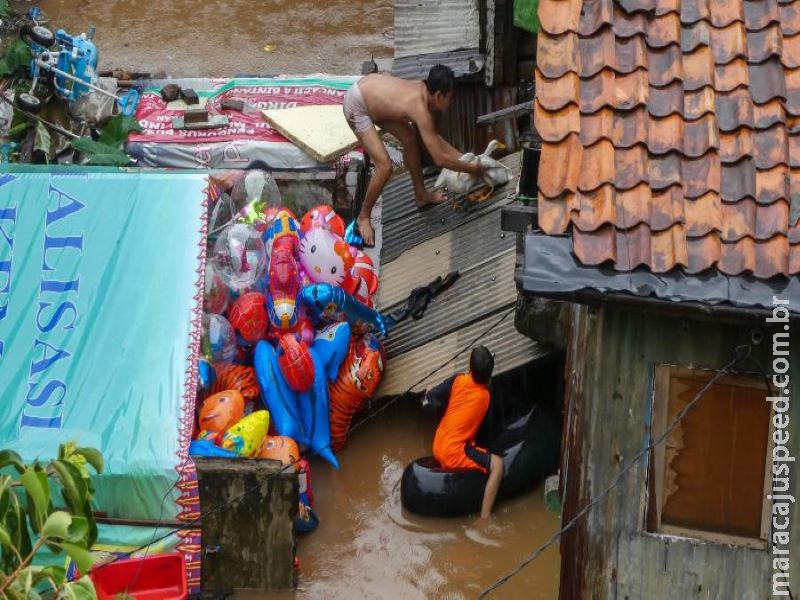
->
xmin=391 ymin=49 xmax=485 ymax=81
xmin=394 ymin=0 xmax=481 ymax=59
xmin=534 ymin=0 xmax=800 ymax=279
xmin=375 ymin=151 xmax=551 ymax=397
xmin=380 ymin=152 xmax=521 ymax=262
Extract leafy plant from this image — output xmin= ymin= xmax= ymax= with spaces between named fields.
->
xmin=0 ymin=41 xmax=32 ymax=77
xmin=70 ymin=114 xmax=142 ymax=167
xmin=0 ymin=443 xmax=104 ymax=598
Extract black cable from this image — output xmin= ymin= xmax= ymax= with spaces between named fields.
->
xmin=83 ymin=305 xmax=516 ymax=579
xmin=478 ymin=344 xmax=753 ymax=599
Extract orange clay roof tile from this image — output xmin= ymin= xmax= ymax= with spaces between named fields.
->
xmin=535 ymin=0 xmax=799 ymax=278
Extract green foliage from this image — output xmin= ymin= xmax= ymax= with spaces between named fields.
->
xmin=0 ymin=444 xmax=103 ymax=598
xmin=0 ymin=0 xmax=10 ymax=18
xmin=71 ymin=114 xmax=142 ymax=166
xmin=0 ymin=40 xmax=32 ymax=77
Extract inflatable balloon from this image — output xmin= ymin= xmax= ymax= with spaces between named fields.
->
xmin=254 ymin=341 xmax=304 ymax=443
xmin=228 ymin=292 xmax=269 ymax=343
xmin=211 ymin=223 xmax=267 ymax=292
xmin=300 ymin=283 xmax=387 ymax=337
xmin=278 ymin=334 xmax=315 ymax=393
xmin=298 ymin=227 xmax=354 ymax=287
xmin=221 ymin=410 xmax=270 ymax=457
xmin=329 ymin=334 xmax=386 ymax=451
xmin=265 ymin=209 xmax=300 ymax=256
xmin=343 ymin=250 xmax=379 ymax=307
xmin=267 ymin=247 xmax=300 ymax=331
xmin=312 ymin=322 xmax=351 ymax=383
xmin=199 ymin=390 xmax=245 ymax=437
xmin=259 ymin=435 xmax=300 ymax=466
xmin=198 ymin=358 xmax=216 ymax=398
xmin=202 ymin=313 xmax=237 ymax=362
xmin=211 ymin=363 xmax=260 ymax=402
xmin=300 ymin=205 xmax=345 ymax=237
xmin=204 ymin=263 xmax=230 ymax=314
xmin=304 ymin=345 xmax=338 ymax=468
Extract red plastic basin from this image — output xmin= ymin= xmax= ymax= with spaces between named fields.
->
xmin=89 ymin=552 xmax=187 ymax=600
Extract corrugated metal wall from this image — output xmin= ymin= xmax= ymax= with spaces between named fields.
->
xmin=560 ymin=305 xmax=800 ymax=598
xmin=394 ymin=0 xmax=481 ymax=59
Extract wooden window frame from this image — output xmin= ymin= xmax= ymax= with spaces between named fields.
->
xmin=644 ymin=365 xmax=774 ymax=551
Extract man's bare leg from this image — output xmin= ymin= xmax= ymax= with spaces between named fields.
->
xmin=379 ymin=121 xmax=447 ymax=208
xmin=355 ymin=126 xmax=393 ymax=246
xmin=480 ymin=454 xmax=503 ymax=519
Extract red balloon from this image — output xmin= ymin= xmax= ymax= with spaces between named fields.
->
xmin=343 ymin=250 xmax=379 ymax=307
xmin=278 ymin=334 xmax=315 ymax=392
xmin=228 ymin=292 xmax=269 ymax=343
xmin=300 ymin=205 xmax=345 ymax=237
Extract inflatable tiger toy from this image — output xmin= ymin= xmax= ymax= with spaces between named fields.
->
xmin=328 ymin=334 xmax=386 ymax=451
xmin=211 ymin=363 xmax=260 ymax=402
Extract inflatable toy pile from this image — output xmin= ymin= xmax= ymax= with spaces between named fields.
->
xmin=194 ymin=181 xmax=388 ymax=483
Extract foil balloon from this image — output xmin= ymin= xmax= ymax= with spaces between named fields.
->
xmin=278 ymin=334 xmax=315 ymax=393
xmin=199 ymin=390 xmax=245 ymax=437
xmin=203 ymin=263 xmax=230 ymax=314
xmin=264 ymin=209 xmax=300 ymax=256
xmin=254 ymin=341 xmax=304 ymax=443
xmin=202 ymin=313 xmax=237 ymax=362
xmin=300 ymin=205 xmax=345 ymax=237
xmin=211 ymin=363 xmax=260 ymax=402
xmin=222 ymin=410 xmax=271 ymax=457
xmin=311 ymin=322 xmax=351 ymax=383
xmin=267 ymin=247 xmax=300 ymax=331
xmin=298 ymin=345 xmax=338 ymax=468
xmin=342 ymin=250 xmax=379 ymax=307
xmin=198 ymin=359 xmax=216 ymax=399
xmin=300 ymin=283 xmax=387 ymax=337
xmin=298 ymin=227 xmax=354 ymax=287
xmin=228 ymin=292 xmax=269 ymax=343
xmin=211 ymin=223 xmax=267 ymax=292
xmin=329 ymin=333 xmax=386 ymax=451
xmin=259 ymin=435 xmax=300 ymax=466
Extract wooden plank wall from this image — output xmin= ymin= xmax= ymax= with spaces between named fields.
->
xmin=559 ymin=305 xmax=800 ymax=599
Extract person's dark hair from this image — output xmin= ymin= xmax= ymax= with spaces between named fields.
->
xmin=469 ymin=345 xmax=494 ymax=385
xmin=425 ymin=65 xmax=455 ymax=96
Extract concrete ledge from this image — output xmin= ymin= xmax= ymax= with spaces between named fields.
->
xmin=194 ymin=457 xmax=299 ymax=595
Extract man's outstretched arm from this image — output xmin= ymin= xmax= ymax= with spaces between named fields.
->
xmin=414 ymin=110 xmax=485 ymax=175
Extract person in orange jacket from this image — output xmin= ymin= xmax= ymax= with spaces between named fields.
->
xmin=423 ymin=345 xmax=503 ymax=519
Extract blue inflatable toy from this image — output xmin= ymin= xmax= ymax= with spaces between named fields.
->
xmin=254 ymin=341 xmax=304 ymax=443
xmin=312 ymin=321 xmax=351 ymax=382
xmin=300 ymin=283 xmax=387 ymax=337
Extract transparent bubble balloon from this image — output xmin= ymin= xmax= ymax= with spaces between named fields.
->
xmin=211 ymin=223 xmax=267 ymax=292
xmin=203 ymin=262 xmax=230 ymax=314
xmin=202 ymin=313 xmax=236 ymax=362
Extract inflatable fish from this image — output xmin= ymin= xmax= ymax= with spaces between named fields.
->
xmin=221 ymin=410 xmax=270 ymax=457
xmin=199 ymin=390 xmax=245 ymax=438
xmin=300 ymin=283 xmax=387 ymax=337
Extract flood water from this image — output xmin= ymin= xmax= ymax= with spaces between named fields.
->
xmin=243 ymin=399 xmax=561 ymax=600
xmin=26 ymin=0 xmax=394 ymax=76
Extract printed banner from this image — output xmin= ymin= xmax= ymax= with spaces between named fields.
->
xmin=130 ymin=76 xmax=357 ymax=145
xmin=0 ymin=168 xmax=206 ymax=543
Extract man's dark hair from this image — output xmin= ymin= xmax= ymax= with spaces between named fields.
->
xmin=470 ymin=345 xmax=494 ymax=385
xmin=426 ymin=65 xmax=455 ymax=95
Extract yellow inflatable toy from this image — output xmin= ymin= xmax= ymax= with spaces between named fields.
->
xmin=221 ymin=410 xmax=270 ymax=457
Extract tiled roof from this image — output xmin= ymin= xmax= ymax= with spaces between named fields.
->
xmin=534 ymin=0 xmax=800 ymax=278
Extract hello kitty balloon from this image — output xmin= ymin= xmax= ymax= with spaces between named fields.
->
xmin=298 ymin=227 xmax=354 ymax=287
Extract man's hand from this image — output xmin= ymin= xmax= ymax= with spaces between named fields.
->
xmin=470 ymin=159 xmax=488 ymax=178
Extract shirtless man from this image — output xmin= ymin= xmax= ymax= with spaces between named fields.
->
xmin=343 ymin=65 xmax=486 ymax=246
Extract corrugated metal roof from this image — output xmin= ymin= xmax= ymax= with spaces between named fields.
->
xmin=394 ymin=0 xmax=481 ymax=59
xmin=391 ymin=50 xmax=485 ymax=80
xmin=380 ymin=152 xmax=521 ymax=262
xmin=375 ymin=151 xmax=551 ymax=397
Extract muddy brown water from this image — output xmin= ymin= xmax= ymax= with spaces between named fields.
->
xmin=241 ymin=400 xmax=561 ymax=600
xmin=26 ymin=0 xmax=393 ymax=76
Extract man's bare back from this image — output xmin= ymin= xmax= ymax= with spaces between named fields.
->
xmin=342 ymin=66 xmax=485 ymax=247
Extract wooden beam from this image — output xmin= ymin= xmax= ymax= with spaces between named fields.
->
xmin=477 ymin=101 xmax=533 ymax=126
